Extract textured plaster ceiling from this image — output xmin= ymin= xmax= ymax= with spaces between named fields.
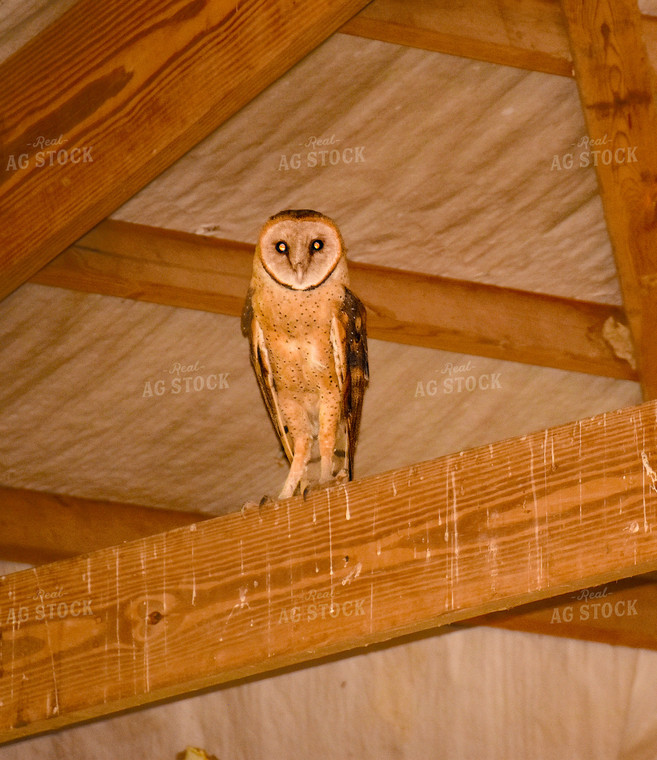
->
xmin=116 ymin=33 xmax=620 ymax=303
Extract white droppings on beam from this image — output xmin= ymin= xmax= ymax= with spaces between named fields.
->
xmin=190 ymin=534 xmax=197 ymax=607
xmin=341 ymin=562 xmax=362 ymax=586
xmin=326 ymin=489 xmax=334 ymax=581
xmin=641 ymin=451 xmax=657 ymax=494
xmin=640 ymin=450 xmax=657 ymax=533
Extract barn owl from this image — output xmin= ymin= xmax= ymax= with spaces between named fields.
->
xmin=242 ymin=209 xmax=369 ymax=499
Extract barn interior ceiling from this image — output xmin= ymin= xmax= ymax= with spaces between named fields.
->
xmin=3 ymin=0 xmax=657 ymax=751
xmin=0 ymin=35 xmax=643 ymax=516
xmin=0 ymin=1 xmax=648 ymax=517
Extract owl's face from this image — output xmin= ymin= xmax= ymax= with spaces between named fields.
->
xmin=256 ymin=210 xmax=345 ymax=291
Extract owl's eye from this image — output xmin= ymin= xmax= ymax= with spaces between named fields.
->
xmin=275 ymin=241 xmax=288 ymax=254
xmin=310 ymin=239 xmax=324 ymax=253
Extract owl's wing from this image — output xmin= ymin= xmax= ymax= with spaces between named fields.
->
xmin=241 ymin=289 xmax=294 ymax=463
xmin=331 ymin=288 xmax=369 ymax=479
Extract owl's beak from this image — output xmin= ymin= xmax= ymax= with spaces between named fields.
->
xmin=293 ymin=263 xmax=307 ymax=284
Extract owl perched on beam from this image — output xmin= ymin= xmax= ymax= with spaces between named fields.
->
xmin=242 ymin=209 xmax=369 ymax=499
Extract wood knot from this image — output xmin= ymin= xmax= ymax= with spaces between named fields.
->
xmin=148 ymin=610 xmax=163 ymax=625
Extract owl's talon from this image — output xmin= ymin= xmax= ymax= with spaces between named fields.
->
xmin=240 ymin=500 xmax=260 ymax=518
xmin=302 ymin=481 xmax=332 ymax=498
xmin=242 ymin=495 xmax=275 ymax=518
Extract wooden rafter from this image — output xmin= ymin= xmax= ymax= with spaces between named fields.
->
xmin=30 ymin=219 xmax=637 ymax=380
xmin=342 ymin=0 xmax=574 ymax=76
xmin=343 ymin=0 xmax=657 ymax=79
xmin=484 ymin=572 xmax=657 ymax=650
xmin=0 ymin=0 xmax=371 ymax=302
xmin=0 ymin=486 xmax=206 ymax=566
xmin=3 ymin=485 xmax=657 ymax=654
xmin=562 ymin=0 xmax=657 ymax=398
xmin=2 ymin=399 xmax=657 ymax=742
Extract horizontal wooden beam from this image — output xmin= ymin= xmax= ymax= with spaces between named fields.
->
xmin=30 ymin=219 xmax=637 ymax=380
xmin=2 ymin=399 xmax=657 ymax=742
xmin=0 ymin=486 xmax=207 ymax=566
xmin=0 ymin=0 xmax=371 ymax=301
xmin=562 ymin=0 xmax=657 ymax=400
xmin=483 ymin=572 xmax=657 ymax=650
xmin=342 ymin=0 xmax=657 ymax=79
xmin=341 ymin=0 xmax=575 ymax=76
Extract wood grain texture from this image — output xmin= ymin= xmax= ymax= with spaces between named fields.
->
xmin=0 ymin=0 xmax=371 ymax=302
xmin=30 ymin=219 xmax=638 ymax=380
xmin=0 ymin=487 xmax=207 ymax=566
xmin=5 ymin=485 xmax=657 ymax=653
xmin=342 ymin=0 xmax=575 ymax=76
xmin=343 ymin=0 xmax=657 ymax=79
xmin=2 ymin=399 xmax=657 ymax=742
xmin=562 ymin=0 xmax=657 ymax=399
xmin=484 ymin=572 xmax=657 ymax=650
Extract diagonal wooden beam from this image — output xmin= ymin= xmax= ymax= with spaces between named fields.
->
xmin=562 ymin=0 xmax=657 ymax=399
xmin=0 ymin=486 xmax=207 ymax=566
xmin=0 ymin=0 xmax=371 ymax=303
xmin=4 ymin=485 xmax=657 ymax=653
xmin=29 ymin=219 xmax=637 ymax=380
xmin=2 ymin=399 xmax=657 ymax=742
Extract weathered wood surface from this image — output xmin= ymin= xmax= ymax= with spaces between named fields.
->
xmin=4 ymin=486 xmax=657 ymax=653
xmin=562 ymin=0 xmax=657 ymax=399
xmin=343 ymin=0 xmax=657 ymax=78
xmin=485 ymin=572 xmax=657 ymax=650
xmin=0 ymin=486 xmax=206 ymax=566
xmin=343 ymin=0 xmax=574 ymax=76
xmin=0 ymin=0 xmax=371 ymax=302
xmin=31 ymin=219 xmax=637 ymax=380
xmin=2 ymin=400 xmax=657 ymax=742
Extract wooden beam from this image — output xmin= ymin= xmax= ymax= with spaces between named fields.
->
xmin=342 ymin=0 xmax=657 ymax=79
xmin=30 ymin=219 xmax=637 ymax=380
xmin=484 ymin=572 xmax=657 ymax=650
xmin=341 ymin=0 xmax=575 ymax=76
xmin=4 ymin=486 xmax=657 ymax=652
xmin=0 ymin=487 xmax=207 ymax=566
xmin=0 ymin=0 xmax=371 ymax=302
xmin=562 ymin=1 xmax=657 ymax=399
xmin=2 ymin=399 xmax=657 ymax=742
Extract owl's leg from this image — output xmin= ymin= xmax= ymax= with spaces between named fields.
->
xmin=318 ymin=393 xmax=341 ymax=484
xmin=279 ymin=436 xmax=311 ymax=498
xmin=278 ymin=400 xmax=312 ymax=499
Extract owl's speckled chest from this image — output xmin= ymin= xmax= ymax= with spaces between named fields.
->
xmin=254 ymin=276 xmax=344 ymax=394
